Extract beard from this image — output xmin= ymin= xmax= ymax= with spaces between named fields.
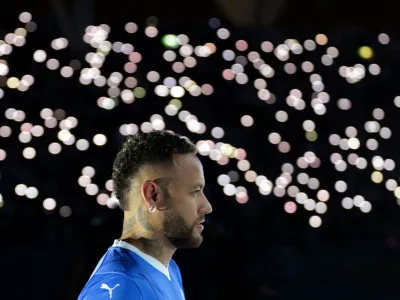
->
xmin=162 ymin=210 xmax=203 ymax=249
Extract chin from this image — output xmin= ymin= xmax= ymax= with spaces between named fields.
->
xmin=167 ymin=222 xmax=205 ymax=248
xmin=190 ymin=230 xmax=204 ymax=248
xmin=192 ymin=237 xmax=203 ymax=248
xmin=174 ymin=233 xmax=203 ymax=249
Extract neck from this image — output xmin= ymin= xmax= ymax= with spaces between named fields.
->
xmin=121 ymin=204 xmax=176 ymax=267
xmin=121 ymin=236 xmax=176 ymax=268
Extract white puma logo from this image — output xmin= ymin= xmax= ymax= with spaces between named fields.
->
xmin=100 ymin=283 xmax=120 ymax=299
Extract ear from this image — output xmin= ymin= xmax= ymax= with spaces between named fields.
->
xmin=141 ymin=180 xmax=159 ymax=209
xmin=141 ymin=180 xmax=172 ymax=211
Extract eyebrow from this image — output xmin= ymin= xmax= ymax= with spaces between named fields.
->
xmin=191 ymin=184 xmax=204 ymax=190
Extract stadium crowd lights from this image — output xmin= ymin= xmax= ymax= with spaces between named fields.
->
xmin=0 ymin=12 xmax=397 ymax=227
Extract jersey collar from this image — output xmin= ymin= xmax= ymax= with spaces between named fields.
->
xmin=112 ymin=239 xmax=171 ymax=281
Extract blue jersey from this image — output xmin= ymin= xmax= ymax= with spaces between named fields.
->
xmin=78 ymin=240 xmax=186 ymax=300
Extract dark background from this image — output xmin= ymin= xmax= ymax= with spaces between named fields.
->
xmin=1 ymin=0 xmax=400 ymax=299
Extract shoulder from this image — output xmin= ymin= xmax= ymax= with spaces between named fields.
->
xmin=78 ymin=273 xmax=147 ymax=300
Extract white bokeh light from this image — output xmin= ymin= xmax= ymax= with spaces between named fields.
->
xmin=309 ymin=215 xmax=322 ymax=228
xmin=335 ymin=180 xmax=347 ymax=193
xmin=26 ymin=187 xmax=39 ymax=199
xmin=93 ymin=134 xmax=107 ymax=146
xmin=43 ymin=198 xmax=57 ymax=210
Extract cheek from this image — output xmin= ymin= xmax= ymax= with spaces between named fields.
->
xmin=176 ymin=198 xmax=198 ymax=220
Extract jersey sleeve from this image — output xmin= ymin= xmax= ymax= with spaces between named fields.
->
xmin=78 ymin=273 xmax=144 ymax=300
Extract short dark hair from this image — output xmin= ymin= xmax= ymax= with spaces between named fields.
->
xmin=112 ymin=130 xmax=197 ymax=210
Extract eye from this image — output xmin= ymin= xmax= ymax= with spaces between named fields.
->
xmin=192 ymin=190 xmax=201 ymax=197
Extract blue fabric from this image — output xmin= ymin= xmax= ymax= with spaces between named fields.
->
xmin=78 ymin=246 xmax=185 ymax=300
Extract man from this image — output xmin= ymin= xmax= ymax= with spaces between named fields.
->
xmin=78 ymin=130 xmax=213 ymax=299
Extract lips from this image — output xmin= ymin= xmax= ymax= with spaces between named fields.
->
xmin=195 ymin=219 xmax=205 ymax=231
xmin=196 ymin=219 xmax=205 ymax=225
xmin=196 ymin=224 xmax=204 ymax=232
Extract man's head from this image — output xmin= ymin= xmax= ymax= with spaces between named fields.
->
xmin=112 ymin=130 xmax=212 ymax=249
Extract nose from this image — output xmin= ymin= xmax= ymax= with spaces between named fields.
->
xmin=201 ymin=195 xmax=213 ymax=215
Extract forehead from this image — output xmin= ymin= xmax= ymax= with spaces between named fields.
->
xmin=172 ymin=153 xmax=204 ymax=184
